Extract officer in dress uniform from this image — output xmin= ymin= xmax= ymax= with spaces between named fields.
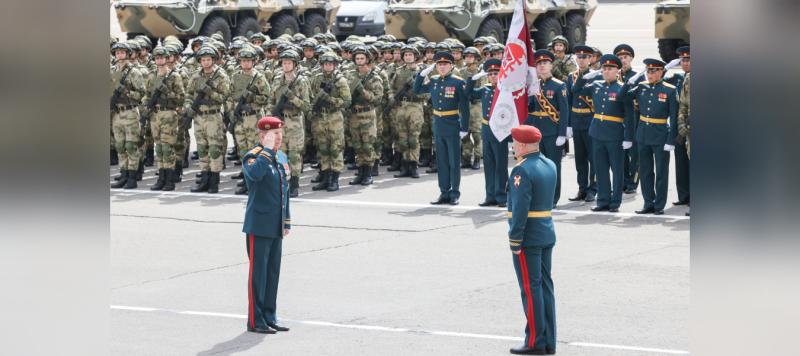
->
xmin=614 ymin=44 xmax=643 ymax=194
xmin=507 ymin=125 xmax=558 ymax=355
xmin=242 ymin=116 xmax=292 ymax=334
xmin=566 ymin=45 xmax=597 ymax=203
xmin=626 ymin=59 xmax=678 ymax=215
xmin=668 ymin=46 xmax=691 ymax=206
xmin=465 ymin=58 xmax=510 ymax=207
xmin=413 ymin=51 xmax=470 ymax=205
xmin=573 ymin=54 xmax=635 ymax=212
xmin=526 ymin=50 xmax=569 ymax=207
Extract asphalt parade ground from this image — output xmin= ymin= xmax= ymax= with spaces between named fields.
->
xmin=111 ymin=2 xmax=689 ymax=355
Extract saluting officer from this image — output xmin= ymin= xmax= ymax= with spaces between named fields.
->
xmin=242 ymin=116 xmax=292 ymax=334
xmin=566 ymin=45 xmax=597 ymax=203
xmin=466 ymin=58 xmax=510 ymax=207
xmin=573 ymin=54 xmax=635 ymax=212
xmin=626 ymin=59 xmax=678 ymax=215
xmin=413 ymin=51 xmax=470 ymax=205
xmin=527 ymin=50 xmax=570 ymax=207
xmin=506 ymin=125 xmax=558 ymax=355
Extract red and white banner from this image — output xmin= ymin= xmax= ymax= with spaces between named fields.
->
xmin=488 ymin=0 xmax=538 ymax=141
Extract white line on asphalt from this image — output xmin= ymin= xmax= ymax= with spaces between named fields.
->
xmin=110 ymin=190 xmax=689 ymax=220
xmin=110 ymin=305 xmax=689 ymax=354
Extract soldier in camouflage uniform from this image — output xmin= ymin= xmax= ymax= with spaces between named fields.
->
xmin=388 ymin=45 xmax=425 ymax=179
xmin=126 ymin=40 xmax=154 ymax=174
xmin=269 ymin=50 xmax=311 ymax=197
xmin=369 ymin=44 xmax=391 ymax=177
xmin=142 ymin=46 xmax=185 ymax=191
xmin=458 ymin=46 xmax=484 ymax=170
xmin=300 ymin=39 xmax=319 ymax=70
xmin=418 ymin=43 xmax=437 ymax=172
xmin=308 ymin=52 xmax=352 ymax=192
xmin=110 ymin=41 xmax=147 ymax=190
xmin=551 ymin=36 xmax=577 ymax=82
xmin=184 ymin=46 xmax=232 ymax=194
xmin=346 ymin=46 xmax=384 ymax=186
xmin=678 ymin=72 xmax=690 ymax=158
xmin=228 ymin=48 xmax=271 ymax=195
xmin=165 ymin=43 xmax=192 ymax=181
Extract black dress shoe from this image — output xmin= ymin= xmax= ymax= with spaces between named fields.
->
xmin=623 ymin=188 xmax=636 ymax=194
xmin=247 ymin=326 xmax=276 ymax=334
xmin=609 ymin=207 xmax=619 ymax=212
xmin=635 ymin=207 xmax=655 ymax=214
xmin=430 ymin=196 xmax=449 ymax=205
xmin=568 ymin=193 xmax=586 ymax=201
xmin=591 ymin=206 xmax=609 ymax=212
xmin=653 ymin=210 xmax=664 ymax=215
xmin=449 ymin=198 xmax=459 ymax=205
xmin=509 ymin=344 xmax=548 ymax=355
xmin=546 ymin=347 xmax=556 ymax=355
xmin=584 ymin=194 xmax=595 ymax=202
xmin=267 ymin=323 xmax=290 ymax=332
xmin=685 ymin=211 xmax=690 ymax=216
xmin=478 ymin=200 xmax=498 ymax=207
xmin=497 ymin=202 xmax=507 ymax=208
xmin=672 ymin=200 xmax=689 ymax=206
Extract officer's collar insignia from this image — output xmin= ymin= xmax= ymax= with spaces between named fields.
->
xmin=514 ymin=175 xmax=521 ymax=188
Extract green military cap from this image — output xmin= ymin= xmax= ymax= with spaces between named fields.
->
xmin=152 ymin=46 xmax=169 ymax=57
xmin=449 ymin=40 xmax=465 ymax=51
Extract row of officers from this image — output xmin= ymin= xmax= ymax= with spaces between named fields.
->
xmin=110 ymin=34 xmax=691 ymax=215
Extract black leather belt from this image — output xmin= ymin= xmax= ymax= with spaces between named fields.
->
xmin=199 ymin=108 xmax=222 ymax=115
xmin=114 ymin=105 xmax=137 ymax=113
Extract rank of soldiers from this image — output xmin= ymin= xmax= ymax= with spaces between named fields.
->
xmin=110 ymin=32 xmax=690 ymax=214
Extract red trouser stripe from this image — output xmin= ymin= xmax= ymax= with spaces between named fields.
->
xmin=519 ymin=251 xmax=536 ymax=348
xmin=248 ymin=233 xmax=255 ymax=328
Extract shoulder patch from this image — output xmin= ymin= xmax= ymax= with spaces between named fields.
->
xmin=661 ymin=81 xmax=676 ymax=89
xmin=551 ymin=78 xmax=564 ymax=84
xmin=451 ymin=74 xmax=463 ymax=81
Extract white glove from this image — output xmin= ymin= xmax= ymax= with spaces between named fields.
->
xmin=420 ymin=63 xmax=436 ymax=77
xmin=566 ymin=127 xmax=573 ymax=139
xmin=555 ymin=136 xmax=566 ymax=146
xmin=627 ymin=70 xmax=646 ymax=85
xmin=582 ymin=69 xmax=601 ymax=80
xmin=460 ymin=131 xmax=468 ymax=139
xmin=622 ymin=141 xmax=633 ymax=150
xmin=665 ymin=58 xmax=682 ymax=70
xmin=471 ymin=71 xmax=488 ymax=81
xmin=663 ymin=144 xmax=675 ymax=152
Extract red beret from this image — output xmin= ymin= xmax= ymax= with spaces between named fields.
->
xmin=257 ymin=116 xmax=283 ymax=131
xmin=511 ymin=125 xmax=542 ymax=144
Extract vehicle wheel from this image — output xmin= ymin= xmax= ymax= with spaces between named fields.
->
xmin=269 ymin=14 xmax=300 ymax=38
xmin=562 ymin=13 xmax=587 ymax=51
xmin=302 ymin=12 xmax=328 ymax=36
xmin=235 ymin=16 xmax=262 ymax=38
xmin=532 ymin=16 xmax=562 ymax=50
xmin=476 ymin=18 xmax=505 ymax=44
xmin=199 ymin=16 xmax=232 ymax=44
xmin=658 ymin=38 xmax=687 ymax=62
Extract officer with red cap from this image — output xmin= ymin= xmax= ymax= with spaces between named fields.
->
xmin=241 ymin=116 xmax=292 ymax=334
xmin=507 ymin=124 xmax=558 ymax=355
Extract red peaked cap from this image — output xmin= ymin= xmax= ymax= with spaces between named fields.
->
xmin=511 ymin=125 xmax=542 ymax=144
xmin=257 ymin=116 xmax=284 ymax=130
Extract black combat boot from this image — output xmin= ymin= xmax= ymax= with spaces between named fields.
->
xmin=327 ymin=171 xmax=340 ymax=192
xmin=361 ymin=165 xmax=373 ymax=185
xmin=191 ymin=150 xmax=198 ymax=160
xmin=135 ymin=161 xmax=144 ymax=181
xmin=237 ymin=179 xmax=246 ymax=187
xmin=150 ymin=168 xmax=166 ymax=191
xmin=144 ymin=146 xmax=154 ymax=167
xmin=409 ymin=161 xmax=420 ymax=178
xmin=124 ymin=170 xmax=138 ymax=189
xmin=191 ymin=171 xmax=209 ymax=192
xmin=110 ymin=148 xmax=118 ymax=166
xmin=310 ymin=169 xmax=324 ymax=183
xmin=312 ymin=170 xmax=330 ymax=191
xmin=113 ymin=170 xmax=124 ymax=181
xmin=418 ymin=148 xmax=431 ymax=167
xmin=173 ymin=163 xmax=183 ymax=183
xmin=394 ymin=161 xmax=410 ymax=178
xmin=231 ymin=171 xmax=243 ymax=180
xmin=226 ymin=146 xmax=237 ymax=160
xmin=289 ymin=176 xmax=299 ymax=198
xmin=161 ymin=169 xmax=176 ymax=191
xmin=196 ymin=171 xmax=204 ymax=180
xmin=460 ymin=157 xmax=472 ymax=169
xmin=387 ymin=151 xmax=402 ymax=171
xmin=371 ymin=160 xmax=379 ymax=177
xmin=235 ymin=184 xmax=248 ymax=195
xmin=426 ymin=152 xmax=438 ymax=173
xmin=472 ymin=157 xmax=481 ymax=170
xmin=110 ymin=170 xmax=127 ymax=188
xmin=379 ymin=148 xmax=392 ymax=166
xmin=349 ymin=166 xmax=364 ymax=185
xmin=344 ymin=147 xmax=355 ymax=165
xmin=207 ymin=172 xmax=220 ymax=194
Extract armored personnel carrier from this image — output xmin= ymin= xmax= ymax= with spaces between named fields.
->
xmin=383 ymin=0 xmax=598 ymax=49
xmin=112 ymin=0 xmax=341 ymax=44
xmin=655 ymin=0 xmax=690 ymax=62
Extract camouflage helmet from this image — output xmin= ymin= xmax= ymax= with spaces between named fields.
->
xmin=263 ymin=39 xmax=278 ymax=49
xmin=196 ymin=45 xmax=219 ymax=59
xmin=367 ymin=45 xmax=380 ymax=60
xmin=425 ymin=42 xmax=437 ymax=51
xmin=449 ymin=40 xmax=465 ymax=52
xmin=473 ymin=37 xmax=489 ymax=46
xmin=238 ymin=47 xmax=257 ymax=60
xmin=164 ymin=35 xmax=180 ymax=44
xmin=551 ymin=35 xmax=569 ymax=47
xmin=314 ymin=44 xmax=331 ymax=56
xmin=301 ymin=38 xmax=318 ymax=49
xmin=489 ymin=43 xmax=504 ymax=54
xmin=435 ymin=42 xmax=451 ymax=52
xmin=279 ymin=49 xmax=300 ymax=62
xmin=292 ymin=33 xmax=307 ymax=43
xmin=190 ymin=37 xmax=206 ymax=50
xmin=210 ymin=33 xmax=225 ymax=43
xmin=319 ymin=51 xmax=339 ymax=64
xmin=164 ymin=43 xmax=182 ymax=56
xmin=134 ymin=35 xmax=152 ymax=50
xmin=328 ymin=42 xmax=342 ymax=53
xmin=485 ymin=36 xmax=499 ymax=44
xmin=110 ymin=36 xmax=118 ymax=47
xmin=253 ymin=45 xmax=265 ymax=58
xmin=152 ymin=46 xmax=169 ymax=57
xmin=372 ymin=40 xmax=386 ymax=51
xmin=351 ymin=45 xmax=372 ymax=62
xmin=126 ymin=40 xmax=141 ymax=52
xmin=312 ymin=33 xmax=327 ymax=43
xmin=212 ymin=40 xmax=227 ymax=55
xmin=400 ymin=44 xmax=420 ymax=58
xmin=406 ymin=36 xmax=424 ymax=45
xmin=230 ymin=40 xmax=245 ymax=51
xmin=110 ymin=41 xmax=131 ymax=55
xmin=463 ymin=46 xmax=481 ymax=59
xmin=249 ymin=33 xmax=267 ymax=43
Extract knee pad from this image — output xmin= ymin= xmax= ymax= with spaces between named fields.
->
xmin=162 ymin=145 xmax=174 ymax=158
xmin=154 ymin=143 xmax=163 ymax=157
xmin=317 ymin=144 xmax=329 ymax=157
xmin=208 ymin=146 xmax=222 ymax=159
xmin=124 ymin=141 xmax=137 ymax=153
xmin=114 ymin=141 xmax=126 ymax=153
xmin=196 ymin=144 xmax=209 ymax=157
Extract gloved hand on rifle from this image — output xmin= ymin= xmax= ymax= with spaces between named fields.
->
xmin=316 ymin=90 xmax=329 ymax=102
xmin=241 ymin=89 xmax=253 ymax=99
xmin=198 ymin=82 xmax=213 ymax=94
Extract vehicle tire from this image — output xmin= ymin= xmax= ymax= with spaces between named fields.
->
xmin=532 ymin=16 xmax=562 ymax=50
xmin=235 ymin=16 xmax=262 ymax=38
xmin=269 ymin=14 xmax=300 ymax=38
xmin=562 ymin=13 xmax=587 ymax=51
xmin=199 ymin=16 xmax=232 ymax=44
xmin=658 ymin=38 xmax=687 ymax=62
xmin=476 ymin=18 xmax=505 ymax=44
xmin=302 ymin=12 xmax=328 ymax=36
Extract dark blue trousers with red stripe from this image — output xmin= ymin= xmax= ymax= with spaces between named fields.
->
xmin=247 ymin=234 xmax=282 ymax=329
xmin=513 ymin=246 xmax=556 ymax=351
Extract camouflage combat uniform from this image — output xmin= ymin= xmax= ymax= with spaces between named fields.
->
xmin=270 ymin=70 xmax=310 ymax=179
xmin=309 ymin=67 xmax=351 ymax=174
xmin=145 ymin=67 xmax=185 ymax=170
xmin=185 ymin=65 xmax=231 ymax=174
xmin=110 ymin=62 xmax=146 ymax=173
